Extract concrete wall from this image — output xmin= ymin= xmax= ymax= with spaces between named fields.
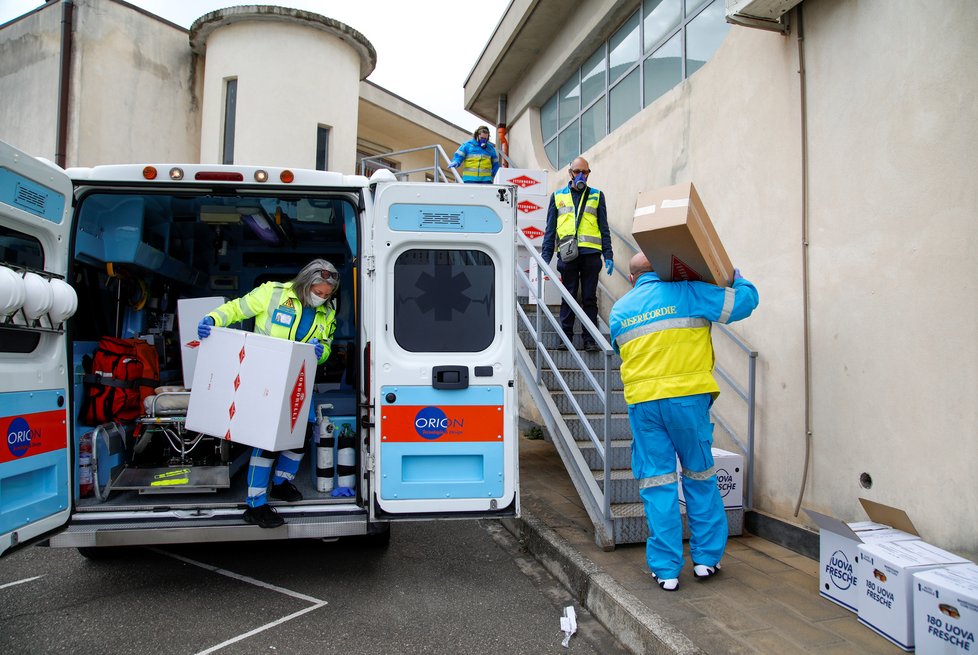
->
xmin=0 ymin=4 xmax=64 ymax=158
xmin=0 ymin=0 xmax=198 ymax=167
xmin=71 ymin=0 xmax=199 ymax=166
xmin=503 ymin=0 xmax=978 ymax=559
xmin=197 ymin=20 xmax=361 ymax=171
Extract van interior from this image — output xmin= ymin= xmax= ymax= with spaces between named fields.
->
xmin=65 ymin=186 xmax=361 ymax=511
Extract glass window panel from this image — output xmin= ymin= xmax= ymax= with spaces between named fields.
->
xmin=609 ymin=11 xmax=640 ymax=83
xmin=686 ymin=0 xmax=731 ymax=77
xmin=686 ymin=0 xmax=711 ymax=15
xmin=541 ymin=93 xmax=559 ymax=141
xmin=393 ymin=249 xmax=495 ymax=352
xmin=316 ymin=126 xmax=329 ymax=171
xmin=643 ymin=0 xmax=682 ymax=52
xmin=581 ymin=47 xmax=606 ymax=107
xmin=643 ymin=33 xmax=682 ymax=107
xmin=609 ymin=69 xmax=640 ymax=132
xmin=557 ymin=118 xmax=580 ymax=168
xmin=581 ymin=98 xmax=606 ymax=153
xmin=545 ymin=138 xmax=559 ymax=169
xmin=558 ymin=73 xmax=581 ymax=128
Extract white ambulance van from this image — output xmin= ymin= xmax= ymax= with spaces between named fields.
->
xmin=0 ymin=139 xmax=519 ymax=557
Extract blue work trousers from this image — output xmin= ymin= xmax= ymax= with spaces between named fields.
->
xmin=557 ymin=252 xmax=601 ymax=346
xmin=246 ymin=447 xmax=304 ymax=508
xmin=627 ymin=393 xmax=726 ymax=579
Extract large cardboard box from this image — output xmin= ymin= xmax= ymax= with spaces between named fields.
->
xmin=632 ymin=182 xmax=733 ymax=286
xmin=177 ymin=296 xmax=226 ymax=389
xmin=913 ymin=563 xmax=978 ymax=654
xmin=857 ymin=540 xmax=971 ymax=651
xmin=805 ymin=499 xmax=920 ymax=613
xmin=494 ymin=168 xmax=549 ymax=195
xmin=678 ymin=447 xmax=743 ymax=509
xmin=185 ymin=327 xmax=317 ymax=451
xmin=515 ymin=193 xmax=548 ymax=223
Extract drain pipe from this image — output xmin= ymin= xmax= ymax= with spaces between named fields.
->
xmin=792 ymin=4 xmax=812 ymax=517
xmin=496 ymin=94 xmax=509 ymax=166
xmin=55 ymin=0 xmax=75 ymax=168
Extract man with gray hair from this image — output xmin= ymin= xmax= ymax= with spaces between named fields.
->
xmin=197 ymin=259 xmax=339 ymax=528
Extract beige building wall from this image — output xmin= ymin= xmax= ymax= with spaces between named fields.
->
xmin=493 ymin=0 xmax=978 ymax=559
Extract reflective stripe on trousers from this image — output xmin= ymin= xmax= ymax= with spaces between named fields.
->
xmin=627 ymin=393 xmax=726 ymax=579
xmin=246 ymin=446 xmax=305 ymax=508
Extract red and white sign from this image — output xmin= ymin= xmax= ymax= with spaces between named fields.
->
xmin=494 ymin=168 xmax=549 ymax=191
xmin=521 ymin=225 xmax=544 ymax=240
xmin=186 ymin=327 xmax=317 ymax=451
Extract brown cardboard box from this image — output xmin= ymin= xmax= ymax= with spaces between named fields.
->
xmin=632 ymin=182 xmax=734 ymax=286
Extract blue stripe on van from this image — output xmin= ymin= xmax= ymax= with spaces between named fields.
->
xmin=380 ymin=385 xmax=502 ymax=405
xmin=388 ymin=203 xmax=502 ymax=233
xmin=380 ymin=441 xmax=504 ymax=500
xmin=0 ymin=167 xmax=66 ymax=224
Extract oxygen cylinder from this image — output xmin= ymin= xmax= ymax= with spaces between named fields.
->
xmin=78 ymin=431 xmax=94 ymax=498
xmin=336 ymin=422 xmax=356 ymax=491
xmin=314 ymin=405 xmax=335 ymax=493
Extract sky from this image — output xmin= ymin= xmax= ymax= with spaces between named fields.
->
xmin=0 ymin=0 xmax=511 ymax=130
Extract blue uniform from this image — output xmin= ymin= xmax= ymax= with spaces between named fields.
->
xmin=449 ymin=139 xmax=500 ymax=183
xmin=609 ymin=272 xmax=758 ymax=579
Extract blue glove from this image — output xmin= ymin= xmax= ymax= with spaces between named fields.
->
xmin=331 ymin=487 xmax=355 ymax=497
xmin=197 ymin=316 xmax=214 ymax=339
xmin=310 ymin=337 xmax=324 ymax=360
xmin=733 ymin=268 xmax=743 ymax=280
xmin=447 ymin=161 xmax=457 ymax=169
xmin=605 ymin=258 xmax=615 ymax=276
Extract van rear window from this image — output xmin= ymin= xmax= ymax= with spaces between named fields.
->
xmin=393 ymin=249 xmax=495 ymax=352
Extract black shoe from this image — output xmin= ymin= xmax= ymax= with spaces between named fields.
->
xmin=243 ymin=504 xmax=285 ymax=529
xmin=583 ymin=342 xmax=600 ymax=352
xmin=270 ymin=481 xmax=303 ymax=502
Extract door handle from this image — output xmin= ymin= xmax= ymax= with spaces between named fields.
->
xmin=432 ymin=366 xmax=468 ymax=390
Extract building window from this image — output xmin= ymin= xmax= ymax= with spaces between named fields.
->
xmin=222 ymin=78 xmax=237 ymax=165
xmin=316 ymin=126 xmax=330 ymax=171
xmin=541 ymin=0 xmax=730 ymax=168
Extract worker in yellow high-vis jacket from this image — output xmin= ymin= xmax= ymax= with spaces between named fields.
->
xmin=197 ymin=259 xmax=338 ymax=528
xmin=610 ymin=252 xmax=758 ymax=591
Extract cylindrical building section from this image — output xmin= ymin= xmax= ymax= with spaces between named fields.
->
xmin=190 ymin=6 xmax=376 ymax=172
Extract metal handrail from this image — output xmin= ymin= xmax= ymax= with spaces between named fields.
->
xmin=359 ymin=144 xmax=462 ymax=183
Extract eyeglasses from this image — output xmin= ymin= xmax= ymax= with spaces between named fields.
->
xmin=570 ymin=168 xmax=590 ymax=175
xmin=319 ymin=269 xmax=339 ymax=282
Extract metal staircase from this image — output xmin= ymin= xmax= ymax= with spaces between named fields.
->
xmin=515 ymin=232 xmax=757 ymax=550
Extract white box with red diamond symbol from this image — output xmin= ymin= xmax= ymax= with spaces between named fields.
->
xmin=185 ymin=326 xmax=317 ymax=451
xmin=494 ymin=168 xmax=549 ymax=194
xmin=177 ymin=296 xmax=226 ymax=389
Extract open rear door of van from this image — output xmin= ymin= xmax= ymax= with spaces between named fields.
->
xmin=0 ymin=140 xmax=74 ymax=557
xmin=369 ymin=182 xmax=519 ymax=520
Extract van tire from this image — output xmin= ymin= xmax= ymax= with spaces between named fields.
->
xmin=363 ymin=524 xmax=391 ymax=548
xmin=76 ymin=546 xmax=117 ymax=560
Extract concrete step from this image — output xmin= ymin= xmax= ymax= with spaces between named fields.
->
xmin=579 ymin=439 xmax=632 ymax=470
xmin=611 ymin=502 xmax=744 ymax=545
xmin=553 ymin=389 xmax=628 ymax=415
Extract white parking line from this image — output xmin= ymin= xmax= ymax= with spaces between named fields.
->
xmin=0 ymin=574 xmax=45 ymax=590
xmin=149 ymin=548 xmax=328 ymax=654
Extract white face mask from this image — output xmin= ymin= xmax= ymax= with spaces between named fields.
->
xmin=305 ymin=292 xmax=326 ymax=308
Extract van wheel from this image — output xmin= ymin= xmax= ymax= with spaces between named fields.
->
xmin=76 ymin=546 xmax=116 ymax=560
xmin=363 ymin=524 xmax=391 ymax=548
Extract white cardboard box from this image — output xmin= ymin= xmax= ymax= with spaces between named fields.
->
xmin=177 ymin=296 xmax=226 ymax=388
xmin=515 ymin=193 xmax=548 ymax=223
xmin=185 ymin=327 xmax=317 ymax=451
xmin=517 ymin=215 xmax=547 ymax=247
xmin=805 ymin=500 xmax=920 ymax=613
xmin=913 ymin=563 xmax=978 ymax=654
xmin=678 ymin=447 xmax=743 ymax=509
xmin=857 ymin=540 xmax=971 ymax=651
xmin=494 ymin=168 xmax=549 ymax=194
xmin=528 ymin=257 xmax=562 ymax=305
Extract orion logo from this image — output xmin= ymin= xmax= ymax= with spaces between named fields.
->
xmin=826 ymin=549 xmax=855 ymax=590
xmin=716 ymin=467 xmax=736 ymax=497
xmin=414 ymin=406 xmax=463 ymax=440
xmin=7 ymin=417 xmax=37 ymax=458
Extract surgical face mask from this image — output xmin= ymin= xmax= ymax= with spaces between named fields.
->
xmin=305 ymin=291 xmax=327 ymax=308
xmin=572 ymin=173 xmax=587 ymax=191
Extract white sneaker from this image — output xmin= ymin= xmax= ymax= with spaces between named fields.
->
xmin=693 ymin=563 xmax=720 ymax=579
xmin=652 ymin=574 xmax=679 ymax=591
